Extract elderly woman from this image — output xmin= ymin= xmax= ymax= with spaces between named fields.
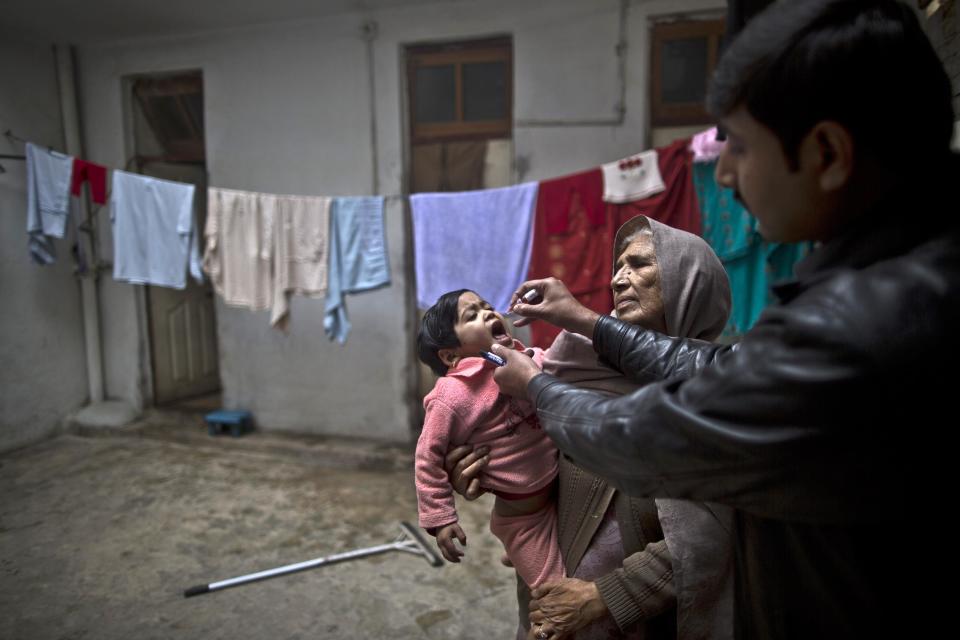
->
xmin=447 ymin=215 xmax=734 ymax=639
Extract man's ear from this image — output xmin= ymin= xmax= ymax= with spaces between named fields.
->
xmin=438 ymin=347 xmax=460 ymax=368
xmin=808 ymin=121 xmax=854 ymax=193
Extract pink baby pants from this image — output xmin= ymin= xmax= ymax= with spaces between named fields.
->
xmin=489 ymin=502 xmax=566 ymax=589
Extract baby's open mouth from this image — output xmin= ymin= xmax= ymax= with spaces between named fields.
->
xmin=491 ymin=319 xmax=511 ymax=344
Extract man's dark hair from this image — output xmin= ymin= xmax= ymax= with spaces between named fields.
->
xmin=417 ymin=289 xmax=471 ymax=377
xmin=708 ymin=0 xmax=955 ymax=170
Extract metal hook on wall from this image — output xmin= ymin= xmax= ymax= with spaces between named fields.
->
xmin=5 ymin=129 xmax=56 ymax=154
xmin=5 ymin=129 xmax=27 ymax=146
xmin=2 ymin=130 xmax=29 ymax=173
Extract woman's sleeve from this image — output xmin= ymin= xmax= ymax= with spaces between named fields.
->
xmin=594 ymin=540 xmax=676 ymax=631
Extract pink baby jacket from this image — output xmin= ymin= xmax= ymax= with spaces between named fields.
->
xmin=415 ymin=343 xmax=558 ymax=530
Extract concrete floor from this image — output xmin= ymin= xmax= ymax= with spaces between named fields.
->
xmin=0 ymin=413 xmax=518 ymax=639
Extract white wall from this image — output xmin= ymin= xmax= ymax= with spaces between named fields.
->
xmin=75 ymin=0 xmax=724 ymax=441
xmin=0 ymin=35 xmax=89 ymax=452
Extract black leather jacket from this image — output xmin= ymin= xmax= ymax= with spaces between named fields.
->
xmin=529 ymin=158 xmax=959 ymax=639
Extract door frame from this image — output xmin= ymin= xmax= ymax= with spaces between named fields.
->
xmin=121 ymin=68 xmax=220 ymax=408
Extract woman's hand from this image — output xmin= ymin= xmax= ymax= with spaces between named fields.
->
xmin=526 ymin=578 xmax=609 ymax=640
xmin=509 ymin=278 xmax=601 ymax=338
xmin=444 ymin=445 xmax=490 ymax=501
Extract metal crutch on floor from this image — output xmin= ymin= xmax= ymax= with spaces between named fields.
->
xmin=183 ymin=521 xmax=442 ymax=598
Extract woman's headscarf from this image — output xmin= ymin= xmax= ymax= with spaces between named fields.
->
xmin=613 ymin=215 xmax=730 ymax=341
xmin=543 ymin=215 xmax=731 ymax=390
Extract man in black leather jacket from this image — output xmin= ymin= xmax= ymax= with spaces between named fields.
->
xmin=490 ymin=1 xmax=959 ymax=637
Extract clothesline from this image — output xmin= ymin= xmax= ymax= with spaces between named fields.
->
xmin=5 ymin=128 xmax=414 ymax=201
xmin=14 ymin=123 xmax=751 ymax=343
xmin=12 ymin=120 xmax=805 ymax=343
xmin=17 ymin=129 xmax=394 ymax=342
xmin=9 ymin=126 xmax=724 ymax=203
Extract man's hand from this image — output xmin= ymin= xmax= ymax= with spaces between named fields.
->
xmin=491 ymin=344 xmax=542 ymax=399
xmin=444 ymin=445 xmax=490 ymax=501
xmin=435 ymin=523 xmax=467 ymax=563
xmin=526 ymin=578 xmax=609 ymax=640
xmin=508 ymin=278 xmax=601 ymax=338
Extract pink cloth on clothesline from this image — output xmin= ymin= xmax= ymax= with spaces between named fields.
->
xmin=690 ymin=126 xmax=726 ymax=163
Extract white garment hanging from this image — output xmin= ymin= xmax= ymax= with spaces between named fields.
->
xmin=601 ymin=150 xmax=665 ymax=203
xmin=111 ymin=170 xmax=202 ymax=289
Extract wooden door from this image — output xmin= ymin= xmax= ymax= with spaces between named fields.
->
xmin=145 ymin=167 xmax=220 ymax=404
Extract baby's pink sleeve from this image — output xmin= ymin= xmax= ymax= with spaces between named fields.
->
xmin=415 ymin=399 xmax=460 ymax=530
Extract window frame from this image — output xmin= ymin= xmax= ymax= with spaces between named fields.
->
xmin=650 ymin=19 xmax=725 ymax=127
xmin=133 ymin=74 xmax=205 ymax=164
xmin=406 ymin=36 xmax=513 ymax=144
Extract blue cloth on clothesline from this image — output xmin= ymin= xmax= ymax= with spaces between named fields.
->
xmin=324 ymin=196 xmax=391 ymax=343
xmin=25 ymin=142 xmax=74 ymax=264
xmin=411 ymin=182 xmax=538 ymax=313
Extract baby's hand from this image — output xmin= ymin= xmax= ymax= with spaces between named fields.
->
xmin=436 ymin=523 xmax=467 ymax=563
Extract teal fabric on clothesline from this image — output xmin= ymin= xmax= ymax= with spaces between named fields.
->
xmin=693 ymin=162 xmax=813 ymax=339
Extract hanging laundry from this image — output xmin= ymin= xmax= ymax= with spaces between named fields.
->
xmin=609 ymin=137 xmax=701 ymax=235
xmin=111 ymin=170 xmax=202 ymax=289
xmin=70 ymin=159 xmax=108 ymax=205
xmin=325 ymin=196 xmax=390 ymax=344
xmin=536 ymin=168 xmax=604 ymax=235
xmin=25 ymin=142 xmax=74 ymax=264
xmin=526 ymin=138 xmax=700 ymax=349
xmin=270 ymin=194 xmax=331 ymax=330
xmin=411 ymin=182 xmax=538 ymax=312
xmin=204 ymin=187 xmax=276 ymax=314
xmin=690 ymin=126 xmax=726 ymax=163
xmin=526 ymin=184 xmax=619 ymax=350
xmin=601 ymin=149 xmax=665 ymax=203
xmin=693 ymin=161 xmax=812 ymax=338
xmin=69 ymin=158 xmax=108 ymax=276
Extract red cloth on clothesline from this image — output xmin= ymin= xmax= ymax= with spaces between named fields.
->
xmin=536 ymin=168 xmax=605 ymax=235
xmin=70 ymin=158 xmax=108 ymax=205
xmin=525 ymin=137 xmax=700 ymax=349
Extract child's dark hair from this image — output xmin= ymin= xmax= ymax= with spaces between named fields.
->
xmin=417 ymin=289 xmax=472 ymax=377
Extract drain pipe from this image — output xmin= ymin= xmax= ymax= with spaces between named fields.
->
xmin=55 ymin=44 xmax=105 ymax=404
xmin=515 ymin=0 xmax=629 ymax=128
xmin=362 ymin=20 xmax=380 ymax=195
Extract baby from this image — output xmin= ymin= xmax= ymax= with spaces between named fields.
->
xmin=415 ymin=289 xmax=565 ymax=589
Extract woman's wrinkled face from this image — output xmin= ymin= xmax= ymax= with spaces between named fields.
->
xmin=610 ymin=233 xmax=667 ymax=332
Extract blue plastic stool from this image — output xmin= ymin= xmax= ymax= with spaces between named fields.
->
xmin=205 ymin=410 xmax=253 ymax=438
